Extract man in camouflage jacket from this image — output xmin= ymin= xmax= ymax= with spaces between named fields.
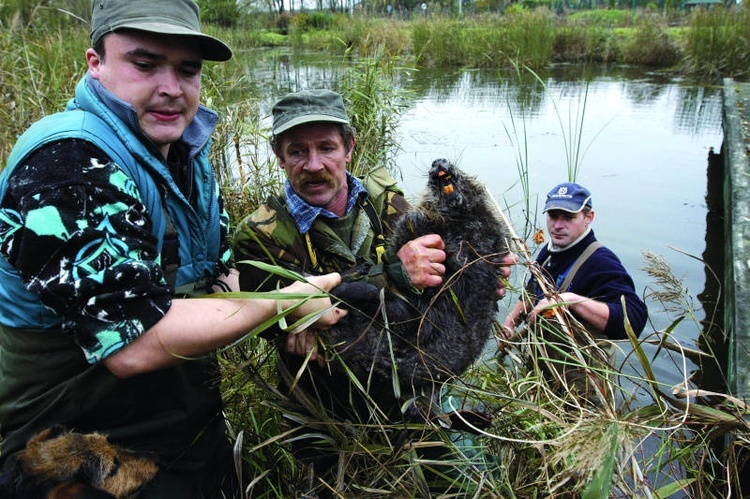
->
xmin=232 ymin=89 xmax=463 ymax=473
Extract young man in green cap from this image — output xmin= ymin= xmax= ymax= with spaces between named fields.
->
xmin=233 ymin=89 xmax=514 ymax=478
xmin=0 ymin=1 xmax=344 ymax=496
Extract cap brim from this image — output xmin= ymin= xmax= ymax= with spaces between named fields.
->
xmin=273 ymin=114 xmax=350 ymax=135
xmin=543 ymin=203 xmax=586 ymax=213
xmin=112 ymin=21 xmax=232 ymax=61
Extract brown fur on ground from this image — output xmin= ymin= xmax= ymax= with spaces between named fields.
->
xmin=0 ymin=425 xmax=158 ymax=498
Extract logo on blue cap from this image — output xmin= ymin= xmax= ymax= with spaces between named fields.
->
xmin=543 ymin=183 xmax=593 ymax=213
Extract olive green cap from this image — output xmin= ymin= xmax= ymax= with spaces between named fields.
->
xmin=272 ymin=89 xmax=350 ymax=135
xmin=90 ymin=0 xmax=232 ymax=61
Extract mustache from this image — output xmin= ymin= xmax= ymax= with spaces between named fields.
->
xmin=297 ymin=172 xmax=335 ymax=187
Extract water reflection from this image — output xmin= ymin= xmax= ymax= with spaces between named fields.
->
xmin=673 ymin=85 xmax=724 ymax=136
xmin=695 ymin=147 xmax=727 ymax=396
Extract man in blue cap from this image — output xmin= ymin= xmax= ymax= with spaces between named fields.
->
xmin=0 ymin=1 xmax=344 ymax=497
xmin=503 ymin=182 xmax=647 ymax=341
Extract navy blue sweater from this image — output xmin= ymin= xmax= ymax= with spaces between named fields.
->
xmin=528 ymin=230 xmax=647 ymax=339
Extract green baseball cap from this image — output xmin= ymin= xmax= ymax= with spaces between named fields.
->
xmin=272 ymin=89 xmax=351 ymax=135
xmin=90 ymin=0 xmax=232 ymax=62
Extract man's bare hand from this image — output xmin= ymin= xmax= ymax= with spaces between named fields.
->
xmin=397 ymin=234 xmax=446 ymax=289
xmin=282 ymin=272 xmax=348 ymax=328
xmin=285 ymin=329 xmax=325 ymax=367
xmin=281 ymin=272 xmax=349 ymax=367
xmin=496 ymin=253 xmax=518 ymax=299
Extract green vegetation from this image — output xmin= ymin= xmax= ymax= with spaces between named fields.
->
xmin=684 ymin=5 xmax=750 ymax=79
xmin=412 ymin=9 xmax=558 ymax=68
xmin=1 ymin=2 xmax=749 ymax=497
xmin=0 ymin=25 xmax=88 ymax=164
xmin=621 ymin=12 xmax=680 ymax=66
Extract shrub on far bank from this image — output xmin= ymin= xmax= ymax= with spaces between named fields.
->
xmin=567 ymin=8 xmax=638 ymax=27
xmin=412 ymin=10 xmax=556 ymax=69
xmin=553 ymin=25 xmax=621 ymax=63
xmin=621 ymin=13 xmax=680 ymax=67
xmin=336 ymin=17 xmax=412 ymax=57
xmin=410 ymin=8 xmax=631 ymax=69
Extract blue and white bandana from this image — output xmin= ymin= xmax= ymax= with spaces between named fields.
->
xmin=285 ymin=172 xmax=368 ymax=234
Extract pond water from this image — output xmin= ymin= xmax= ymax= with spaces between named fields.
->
xmin=388 ymin=64 xmax=725 ymax=408
xmin=239 ymin=50 xmax=725 ymax=399
xmin=391 ymin=65 xmax=723 ymax=340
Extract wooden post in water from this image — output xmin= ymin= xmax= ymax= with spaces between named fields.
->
xmin=721 ymin=78 xmax=750 ymax=404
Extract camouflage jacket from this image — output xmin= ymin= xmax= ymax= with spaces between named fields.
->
xmin=233 ymin=165 xmax=411 ymax=296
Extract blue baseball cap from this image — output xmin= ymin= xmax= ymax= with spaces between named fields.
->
xmin=543 ymin=182 xmax=593 ymax=213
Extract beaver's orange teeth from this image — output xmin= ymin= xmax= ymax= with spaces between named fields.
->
xmin=443 ymin=184 xmax=454 ymax=195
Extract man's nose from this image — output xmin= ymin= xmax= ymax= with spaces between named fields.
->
xmin=158 ymin=69 xmax=182 ymax=97
xmin=303 ymin=150 xmax=324 ymax=171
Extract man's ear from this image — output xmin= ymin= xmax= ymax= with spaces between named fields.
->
xmin=345 ymin=136 xmax=356 ymax=162
xmin=86 ymin=48 xmax=102 ymax=79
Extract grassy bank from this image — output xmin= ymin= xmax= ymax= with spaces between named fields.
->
xmin=273 ymin=6 xmax=749 ymax=78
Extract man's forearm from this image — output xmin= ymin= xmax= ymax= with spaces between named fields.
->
xmin=559 ymin=292 xmax=610 ymax=334
xmin=103 ymin=297 xmax=278 ymax=377
xmin=104 ymin=274 xmax=344 ymax=377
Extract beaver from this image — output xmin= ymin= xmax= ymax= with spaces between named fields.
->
xmin=0 ymin=425 xmax=158 ymax=498
xmin=324 ymin=158 xmax=511 ymax=420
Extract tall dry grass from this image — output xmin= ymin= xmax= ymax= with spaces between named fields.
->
xmin=684 ymin=2 xmax=750 ymax=79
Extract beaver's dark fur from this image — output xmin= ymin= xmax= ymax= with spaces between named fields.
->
xmin=324 ymin=158 xmax=511 ymax=420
